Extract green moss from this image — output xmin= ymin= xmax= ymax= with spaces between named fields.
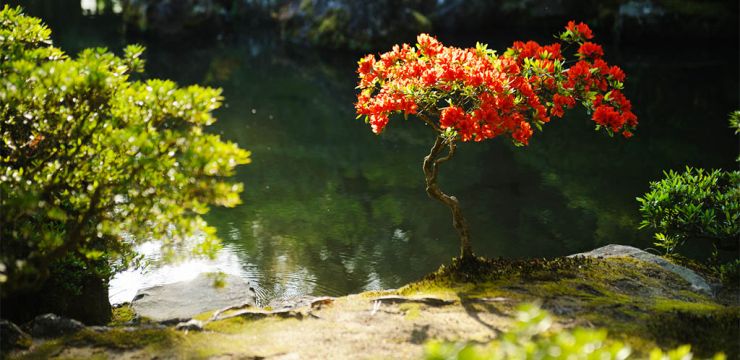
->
xmin=395 ymin=255 xmax=736 ymax=356
xmin=12 ymin=340 xmax=65 ymax=360
xmin=11 ymin=327 xmax=183 ymax=359
xmin=653 ymin=298 xmax=723 ymax=313
xmin=13 ymin=255 xmax=735 ymax=359
xmin=398 ymin=282 xmax=461 ymax=299
xmin=192 ymin=310 xmax=216 ymax=322
xmin=204 ymin=316 xmax=250 ymax=334
xmin=358 ymin=289 xmax=398 ymax=299
xmin=65 ymin=327 xmax=182 ymax=351
xmin=109 ymin=304 xmax=136 ymax=326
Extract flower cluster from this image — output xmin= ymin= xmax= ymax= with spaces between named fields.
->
xmin=355 ymin=22 xmax=637 ymax=145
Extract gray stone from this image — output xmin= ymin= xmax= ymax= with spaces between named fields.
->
xmin=570 ymin=244 xmax=713 ymax=296
xmin=27 ymin=313 xmax=85 ymax=338
xmin=0 ymin=319 xmax=32 ymax=349
xmin=131 ymin=273 xmax=257 ymax=323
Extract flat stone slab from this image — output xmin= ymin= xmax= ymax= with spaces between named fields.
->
xmin=570 ymin=244 xmax=713 ymax=295
xmin=131 ymin=273 xmax=256 ymax=322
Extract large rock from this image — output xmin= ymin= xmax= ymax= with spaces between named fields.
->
xmin=131 ymin=273 xmax=257 ymax=323
xmin=0 ymin=319 xmax=32 ymax=350
xmin=570 ymin=244 xmax=713 ymax=295
xmin=26 ymin=313 xmax=85 ymax=338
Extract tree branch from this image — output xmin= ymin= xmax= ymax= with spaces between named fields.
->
xmin=423 ymin=135 xmax=473 ymax=259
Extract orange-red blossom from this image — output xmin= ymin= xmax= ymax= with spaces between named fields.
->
xmin=355 ymin=22 xmax=637 ymax=145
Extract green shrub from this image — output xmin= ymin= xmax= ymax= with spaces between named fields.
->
xmin=636 ymin=167 xmax=739 ymax=255
xmin=0 ymin=6 xmax=250 ymax=296
xmin=715 ymin=259 xmax=740 ymax=285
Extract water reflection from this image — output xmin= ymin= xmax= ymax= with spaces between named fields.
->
xmin=19 ymin=6 xmax=736 ymax=302
xmin=109 ymin=241 xmax=249 ymax=305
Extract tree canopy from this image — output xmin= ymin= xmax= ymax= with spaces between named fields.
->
xmin=0 ymin=5 xmax=250 ymax=295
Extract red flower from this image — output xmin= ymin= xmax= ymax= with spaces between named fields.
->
xmin=417 ymin=33 xmax=443 ymax=57
xmin=355 ymin=24 xmax=636 ymax=142
xmin=512 ymin=40 xmax=541 ymax=59
xmin=542 ymin=43 xmax=562 ymax=59
xmin=551 ymin=93 xmax=576 ymax=118
xmin=369 ymin=113 xmax=389 ymax=134
xmin=593 ymin=105 xmax=620 ymax=129
xmin=512 ymin=121 xmax=533 ymax=145
xmin=440 ymin=106 xmax=466 ymax=129
xmin=566 ymin=21 xmax=594 ymax=40
xmin=578 ymin=42 xmax=604 ymax=59
xmin=609 ymin=65 xmax=625 ymax=82
xmin=357 ymin=55 xmax=375 ymax=75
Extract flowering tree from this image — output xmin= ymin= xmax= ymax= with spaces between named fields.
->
xmin=355 ymin=22 xmax=637 ymax=260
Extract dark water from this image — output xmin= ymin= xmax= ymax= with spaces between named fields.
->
xmin=15 ymin=3 xmax=739 ymax=302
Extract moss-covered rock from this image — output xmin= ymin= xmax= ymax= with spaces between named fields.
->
xmin=399 ymin=255 xmax=738 ymax=357
xmin=8 ymin=254 xmax=738 ymax=359
xmin=109 ymin=304 xmax=137 ymax=326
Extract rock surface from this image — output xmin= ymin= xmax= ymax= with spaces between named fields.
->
xmin=26 ymin=313 xmax=85 ymax=338
xmin=131 ymin=273 xmax=257 ymax=322
xmin=0 ymin=319 xmax=32 ymax=350
xmin=570 ymin=244 xmax=713 ymax=295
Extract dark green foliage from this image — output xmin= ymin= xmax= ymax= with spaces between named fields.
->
xmin=29 ymin=252 xmax=112 ymax=324
xmin=0 ymin=6 xmax=250 ymax=296
xmin=729 ymin=111 xmax=740 ymax=135
xmin=714 ymin=259 xmax=740 ymax=286
xmin=636 ymin=167 xmax=739 ymax=254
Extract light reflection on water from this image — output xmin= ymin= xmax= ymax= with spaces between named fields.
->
xmin=108 ymin=242 xmax=250 ymax=305
xmin=109 ymin=232 xmax=389 ymax=305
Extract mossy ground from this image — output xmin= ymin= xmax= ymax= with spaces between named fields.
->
xmin=399 ymin=255 xmax=739 ymax=357
xmin=9 ymin=256 xmax=739 ymax=359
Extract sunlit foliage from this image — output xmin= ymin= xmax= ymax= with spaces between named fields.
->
xmin=638 ymin=167 xmax=739 ymax=255
xmin=0 ymin=6 xmax=250 ymax=294
xmin=424 ymin=304 xmax=726 ymax=360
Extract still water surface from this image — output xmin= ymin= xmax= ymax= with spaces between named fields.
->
xmin=19 ymin=4 xmax=738 ymax=304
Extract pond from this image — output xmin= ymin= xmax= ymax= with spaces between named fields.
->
xmin=17 ymin=3 xmax=738 ymax=305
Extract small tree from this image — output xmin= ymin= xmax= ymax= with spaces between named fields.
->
xmin=355 ymin=22 xmax=637 ymax=260
xmin=0 ymin=6 xmax=250 ymax=295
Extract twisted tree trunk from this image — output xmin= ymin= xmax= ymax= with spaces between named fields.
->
xmin=423 ymin=135 xmax=474 ymax=260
